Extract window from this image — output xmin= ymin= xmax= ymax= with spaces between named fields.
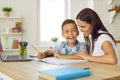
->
xmin=39 ymin=0 xmax=70 ymax=42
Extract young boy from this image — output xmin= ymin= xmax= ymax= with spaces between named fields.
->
xmin=38 ymin=19 xmax=86 ymax=59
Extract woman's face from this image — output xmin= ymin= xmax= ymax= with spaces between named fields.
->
xmin=76 ymin=19 xmax=92 ymax=37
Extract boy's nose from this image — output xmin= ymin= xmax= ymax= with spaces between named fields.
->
xmin=69 ymin=31 xmax=73 ymax=34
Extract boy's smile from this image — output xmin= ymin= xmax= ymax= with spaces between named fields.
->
xmin=68 ymin=36 xmax=74 ymax=40
xmin=67 ymin=36 xmax=75 ymax=42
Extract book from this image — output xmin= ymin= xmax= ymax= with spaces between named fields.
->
xmin=38 ymin=66 xmax=91 ymax=80
xmin=41 ymin=57 xmax=88 ymax=65
xmin=0 ymin=37 xmax=3 ymax=52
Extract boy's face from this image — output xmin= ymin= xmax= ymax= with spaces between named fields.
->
xmin=62 ymin=23 xmax=79 ymax=45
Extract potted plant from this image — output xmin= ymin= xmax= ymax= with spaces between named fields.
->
xmin=51 ymin=37 xmax=58 ymax=42
xmin=51 ymin=37 xmax=58 ymax=47
xmin=2 ymin=7 xmax=12 ymax=17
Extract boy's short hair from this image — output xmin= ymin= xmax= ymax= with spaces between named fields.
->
xmin=61 ymin=19 xmax=78 ymax=31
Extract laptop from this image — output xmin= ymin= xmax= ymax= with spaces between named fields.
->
xmin=0 ymin=37 xmax=32 ymax=62
xmin=0 ymin=54 xmax=33 ymax=62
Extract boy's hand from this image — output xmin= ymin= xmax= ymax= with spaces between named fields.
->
xmin=37 ymin=52 xmax=45 ymax=59
xmin=54 ymin=51 xmax=62 ymax=58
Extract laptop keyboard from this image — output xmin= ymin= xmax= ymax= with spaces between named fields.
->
xmin=0 ymin=54 xmax=33 ymax=62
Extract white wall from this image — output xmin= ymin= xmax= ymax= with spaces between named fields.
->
xmin=94 ymin=0 xmax=120 ymax=40
xmin=0 ymin=0 xmax=120 ymax=53
xmin=0 ymin=0 xmax=38 ymax=53
xmin=70 ymin=0 xmax=89 ymax=20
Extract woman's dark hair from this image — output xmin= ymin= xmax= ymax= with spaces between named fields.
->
xmin=61 ymin=19 xmax=78 ymax=31
xmin=76 ymin=8 xmax=116 ymax=53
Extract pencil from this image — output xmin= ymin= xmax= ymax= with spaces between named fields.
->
xmin=30 ymin=43 xmax=41 ymax=53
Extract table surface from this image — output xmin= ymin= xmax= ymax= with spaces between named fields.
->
xmin=0 ymin=59 xmax=120 ymax=80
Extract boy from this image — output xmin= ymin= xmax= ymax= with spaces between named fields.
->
xmin=38 ymin=19 xmax=86 ymax=59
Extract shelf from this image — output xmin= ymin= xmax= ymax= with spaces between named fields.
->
xmin=108 ymin=9 xmax=120 ymax=12
xmin=3 ymin=49 xmax=19 ymax=51
xmin=116 ymin=40 xmax=120 ymax=43
xmin=0 ymin=32 xmax=23 ymax=35
xmin=0 ymin=16 xmax=22 ymax=19
xmin=0 ymin=16 xmax=23 ymax=53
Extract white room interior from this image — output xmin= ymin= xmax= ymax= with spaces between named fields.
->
xmin=0 ymin=0 xmax=120 ymax=58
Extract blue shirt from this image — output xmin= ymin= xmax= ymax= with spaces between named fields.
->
xmin=51 ymin=41 xmax=87 ymax=55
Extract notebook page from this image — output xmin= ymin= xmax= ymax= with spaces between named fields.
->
xmin=42 ymin=57 xmax=88 ymax=65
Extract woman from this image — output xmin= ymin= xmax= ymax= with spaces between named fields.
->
xmin=75 ymin=8 xmax=118 ymax=64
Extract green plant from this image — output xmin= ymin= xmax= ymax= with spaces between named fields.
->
xmin=2 ymin=7 xmax=12 ymax=12
xmin=51 ymin=37 xmax=58 ymax=42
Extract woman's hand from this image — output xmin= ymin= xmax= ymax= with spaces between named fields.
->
xmin=75 ymin=52 xmax=89 ymax=60
xmin=37 ymin=52 xmax=45 ymax=59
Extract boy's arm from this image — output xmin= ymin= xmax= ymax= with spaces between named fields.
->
xmin=44 ymin=50 xmax=54 ymax=57
xmin=38 ymin=50 xmax=53 ymax=59
xmin=54 ymin=51 xmax=83 ymax=59
xmin=61 ymin=54 xmax=84 ymax=59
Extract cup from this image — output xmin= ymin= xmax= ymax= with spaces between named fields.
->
xmin=19 ymin=41 xmax=28 ymax=57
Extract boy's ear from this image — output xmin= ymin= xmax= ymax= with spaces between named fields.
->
xmin=62 ymin=32 xmax=64 ymax=37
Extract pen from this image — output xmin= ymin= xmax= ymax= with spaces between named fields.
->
xmin=83 ymin=68 xmax=90 ymax=69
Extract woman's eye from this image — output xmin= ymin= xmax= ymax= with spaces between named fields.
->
xmin=81 ymin=26 xmax=86 ymax=28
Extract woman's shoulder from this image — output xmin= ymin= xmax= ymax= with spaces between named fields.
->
xmin=98 ymin=34 xmax=112 ymax=41
xmin=97 ymin=30 xmax=112 ymax=40
xmin=96 ymin=34 xmax=114 ymax=45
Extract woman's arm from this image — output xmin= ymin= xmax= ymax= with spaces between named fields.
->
xmin=76 ymin=41 xmax=117 ymax=64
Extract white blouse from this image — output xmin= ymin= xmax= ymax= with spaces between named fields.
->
xmin=91 ymin=34 xmax=118 ymax=56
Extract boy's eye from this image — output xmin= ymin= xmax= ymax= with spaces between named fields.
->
xmin=72 ymin=30 xmax=77 ymax=32
xmin=63 ymin=29 xmax=77 ymax=33
xmin=64 ymin=31 xmax=69 ymax=33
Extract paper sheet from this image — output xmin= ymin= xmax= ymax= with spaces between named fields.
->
xmin=41 ymin=57 xmax=88 ymax=65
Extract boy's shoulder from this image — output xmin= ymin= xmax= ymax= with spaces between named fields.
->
xmin=77 ymin=40 xmax=85 ymax=44
xmin=77 ymin=41 xmax=86 ymax=49
xmin=79 ymin=41 xmax=86 ymax=44
xmin=55 ymin=41 xmax=66 ymax=48
xmin=61 ymin=41 xmax=67 ymax=48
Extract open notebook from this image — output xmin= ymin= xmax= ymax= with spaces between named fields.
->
xmin=42 ymin=57 xmax=88 ymax=65
xmin=0 ymin=54 xmax=33 ymax=62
